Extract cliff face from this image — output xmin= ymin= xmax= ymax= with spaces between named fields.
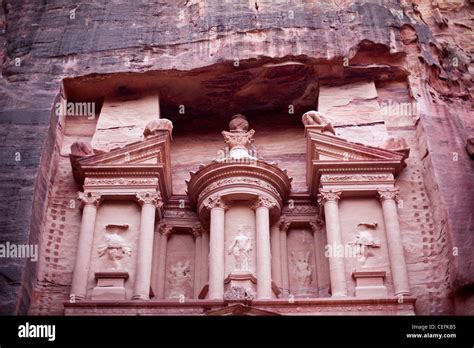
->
xmin=0 ymin=0 xmax=472 ymax=314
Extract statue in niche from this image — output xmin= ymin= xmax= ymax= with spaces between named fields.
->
xmin=301 ymin=110 xmax=336 ymax=135
xmin=291 ymin=251 xmax=313 ymax=289
xmin=228 ymin=229 xmax=252 ymax=272
xmin=168 ymin=260 xmax=192 ymax=298
xmin=97 ymin=230 xmax=132 ymax=271
xmin=348 ymin=223 xmax=381 ymax=265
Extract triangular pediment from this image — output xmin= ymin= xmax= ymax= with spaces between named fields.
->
xmin=70 ymin=132 xmax=173 ymax=198
xmin=77 ymin=133 xmax=169 ymax=166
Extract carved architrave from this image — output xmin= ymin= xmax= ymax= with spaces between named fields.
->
xmin=317 ymin=189 xmax=342 ymax=205
xmin=78 ymin=191 xmax=102 ymax=207
xmin=377 ymin=188 xmax=399 ymax=201
xmin=198 ymin=176 xmax=281 ymax=200
xmin=136 ymin=192 xmax=163 ymax=208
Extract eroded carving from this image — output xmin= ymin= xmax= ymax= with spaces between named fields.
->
xmin=317 ymin=189 xmax=342 ymax=204
xmin=301 ymin=110 xmax=336 ymax=135
xmin=203 ymin=195 xmax=229 ymax=210
xmin=228 ymin=229 xmax=252 ymax=272
xmin=136 ymin=192 xmax=163 ymax=207
xmin=291 ymin=251 xmax=313 ymax=290
xmin=223 ymin=286 xmax=255 ymax=302
xmin=143 ymin=119 xmax=173 ymax=138
xmin=167 ymin=260 xmax=192 ymax=298
xmin=221 ymin=114 xmax=257 ymax=160
xmin=98 ymin=225 xmax=132 ymax=270
xmin=77 ymin=191 xmax=102 ymax=207
xmin=348 ymin=223 xmax=381 ymax=265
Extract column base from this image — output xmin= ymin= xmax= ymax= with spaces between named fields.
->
xmin=92 ymin=271 xmax=129 ymax=301
xmin=352 ymin=271 xmax=388 ymax=298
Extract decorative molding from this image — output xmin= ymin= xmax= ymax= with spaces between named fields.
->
xmin=136 ymin=192 xmax=163 ymax=207
xmin=223 ymin=286 xmax=255 ymax=302
xmin=317 ymin=189 xmax=342 ymax=204
xmin=377 ymin=188 xmax=399 ymax=201
xmin=77 ymin=191 xmax=102 ymax=207
xmin=283 ymin=205 xmax=318 ymax=215
xmin=198 ymin=176 xmax=281 ymax=199
xmin=191 ymin=223 xmax=203 ymax=237
xmin=203 ymin=195 xmax=229 ymax=210
xmin=250 ymin=196 xmax=278 ymax=210
xmin=309 ymin=219 xmax=324 ymax=233
xmin=320 ymin=174 xmax=394 ymax=182
xmin=85 ymin=177 xmax=159 ymax=186
xmin=279 ymin=218 xmax=291 ymax=232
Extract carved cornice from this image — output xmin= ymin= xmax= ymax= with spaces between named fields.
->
xmin=78 ymin=191 xmax=102 ymax=207
xmin=136 ymin=192 xmax=163 ymax=208
xmin=377 ymin=188 xmax=399 ymax=202
xmin=317 ymin=189 xmax=342 ymax=204
xmin=250 ymin=196 xmax=278 ymax=210
xmin=203 ymin=195 xmax=229 ymax=210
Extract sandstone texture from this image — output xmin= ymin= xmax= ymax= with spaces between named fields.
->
xmin=0 ymin=0 xmax=472 ymax=315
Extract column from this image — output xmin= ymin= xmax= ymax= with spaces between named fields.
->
xmin=201 ymin=230 xmax=210 ymax=291
xmin=270 ymin=223 xmax=282 ymax=288
xmin=318 ymin=189 xmax=347 ymax=297
xmin=156 ymin=224 xmax=172 ymax=299
xmin=377 ymin=188 xmax=411 ymax=296
xmin=252 ymin=196 xmax=276 ymax=299
xmin=309 ymin=220 xmax=322 ymax=294
xmin=279 ymin=219 xmax=290 ymax=296
xmin=150 ymin=229 xmax=161 ymax=296
xmin=71 ymin=192 xmax=102 ymax=300
xmin=204 ymin=195 xmax=227 ymax=300
xmin=193 ymin=225 xmax=202 ymax=298
xmin=133 ymin=192 xmax=162 ymax=300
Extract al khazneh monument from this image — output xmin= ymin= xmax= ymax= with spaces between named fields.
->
xmin=50 ymin=108 xmax=418 ymax=316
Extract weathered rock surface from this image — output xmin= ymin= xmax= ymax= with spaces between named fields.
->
xmin=0 ymin=0 xmax=472 ymax=314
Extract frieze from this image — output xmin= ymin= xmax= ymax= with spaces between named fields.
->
xmin=320 ymin=174 xmax=394 ymax=182
xmin=85 ymin=177 xmax=159 ymax=186
xmin=198 ymin=176 xmax=280 ymax=199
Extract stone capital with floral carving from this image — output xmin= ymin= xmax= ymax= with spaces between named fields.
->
xmin=250 ymin=196 xmax=277 ymax=210
xmin=279 ymin=218 xmax=291 ymax=232
xmin=203 ymin=195 xmax=229 ymax=210
xmin=317 ymin=189 xmax=342 ymax=204
xmin=377 ymin=188 xmax=399 ymax=202
xmin=158 ymin=223 xmax=173 ymax=236
xmin=136 ymin=192 xmax=163 ymax=208
xmin=77 ymin=191 xmax=102 ymax=207
xmin=191 ymin=223 xmax=203 ymax=238
xmin=309 ymin=218 xmax=324 ymax=233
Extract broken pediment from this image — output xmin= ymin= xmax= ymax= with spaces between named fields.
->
xmin=70 ymin=131 xmax=172 ymax=198
xmin=205 ymin=303 xmax=281 ymax=316
xmin=304 ymin=126 xmax=409 ymax=197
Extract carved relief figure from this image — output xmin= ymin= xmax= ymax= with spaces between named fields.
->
xmin=168 ymin=260 xmax=192 ymax=298
xmin=348 ymin=223 xmax=381 ymax=265
xmin=97 ymin=233 xmax=132 ymax=270
xmin=291 ymin=251 xmax=313 ymax=288
xmin=228 ymin=229 xmax=252 ymax=272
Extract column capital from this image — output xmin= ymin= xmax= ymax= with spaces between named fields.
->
xmin=203 ymin=194 xmax=229 ymax=210
xmin=377 ymin=188 xmax=399 ymax=202
xmin=250 ymin=196 xmax=277 ymax=210
xmin=317 ymin=189 xmax=342 ymax=204
xmin=279 ymin=218 xmax=291 ymax=232
xmin=158 ymin=223 xmax=173 ymax=236
xmin=191 ymin=223 xmax=203 ymax=238
xmin=309 ymin=218 xmax=324 ymax=233
xmin=77 ymin=191 xmax=102 ymax=207
xmin=136 ymin=191 xmax=163 ymax=207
